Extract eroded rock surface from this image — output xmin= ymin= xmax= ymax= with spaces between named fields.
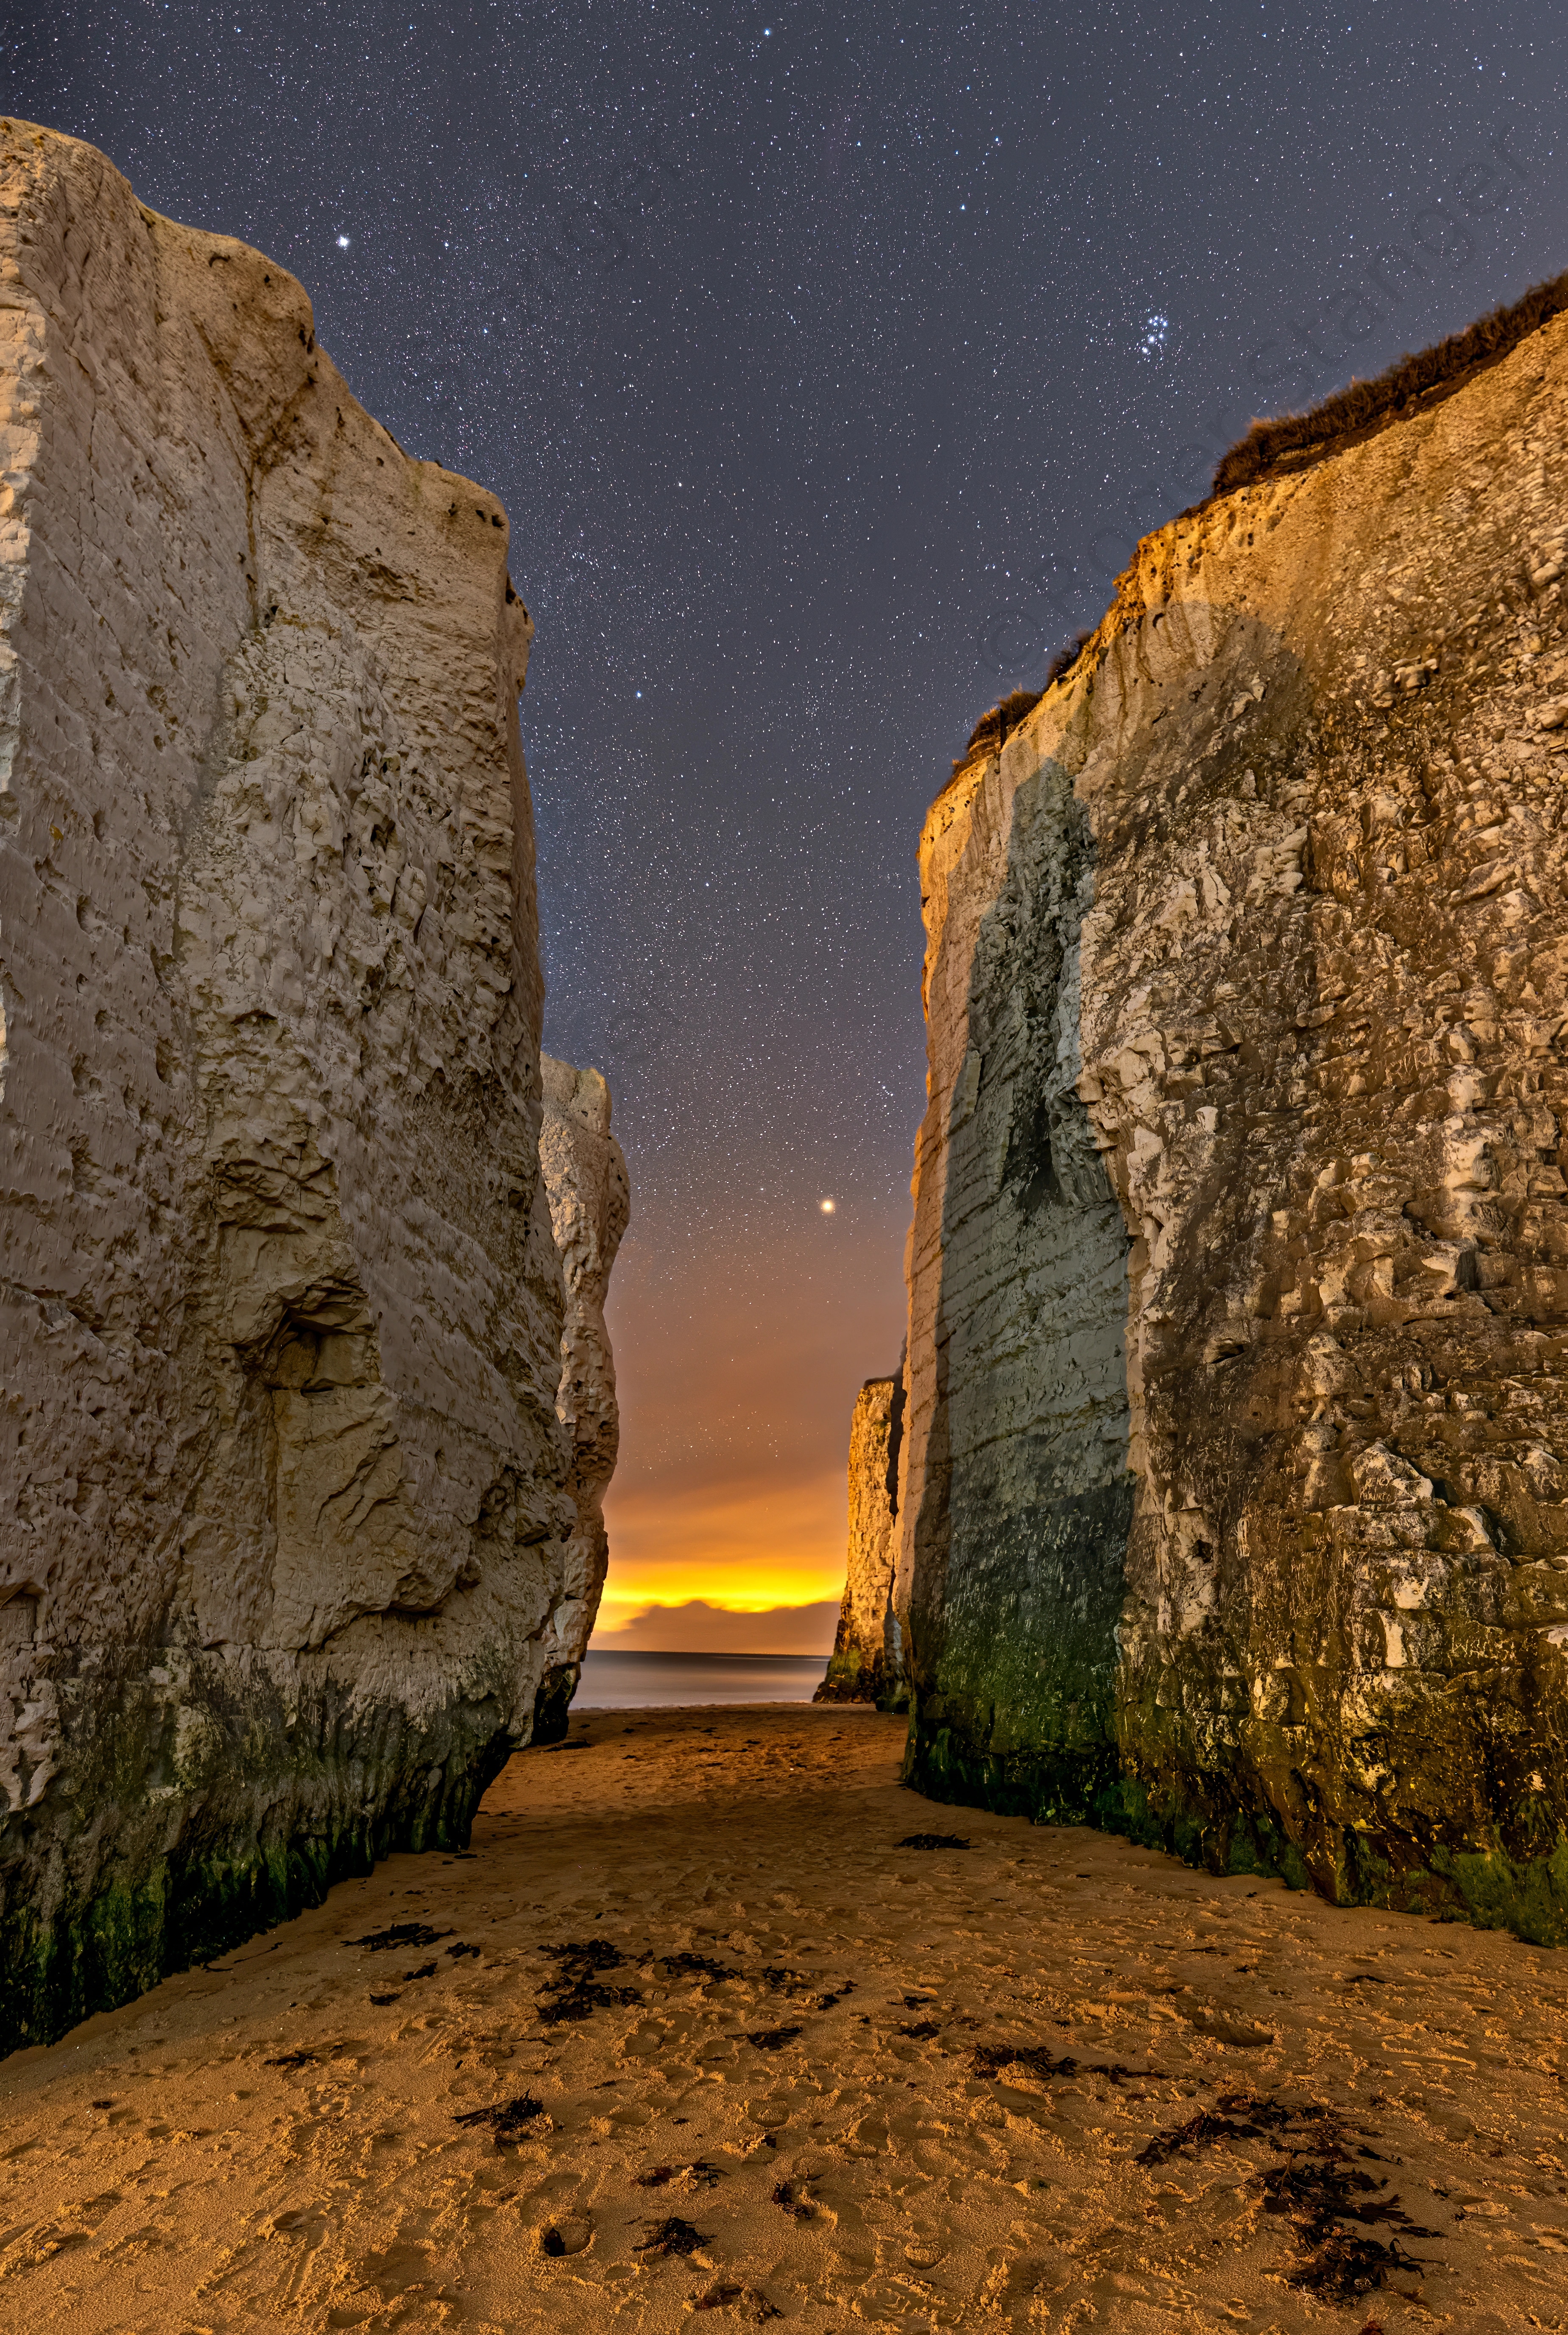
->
xmin=0 ymin=121 xmax=580 ymax=2046
xmin=815 ymin=1370 xmax=906 ymax=1707
xmin=899 ymin=294 xmax=1568 ymax=1938
xmin=536 ymin=1055 xmax=630 ymax=1737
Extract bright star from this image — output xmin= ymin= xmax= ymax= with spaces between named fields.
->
xmin=336 ymin=234 xmax=351 ymax=249
xmin=819 ymin=1197 xmax=835 ymax=1215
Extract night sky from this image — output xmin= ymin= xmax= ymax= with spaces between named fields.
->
xmin=14 ymin=3 xmax=1568 ymax=1635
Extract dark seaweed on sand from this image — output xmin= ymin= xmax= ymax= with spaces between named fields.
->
xmin=758 ymin=1964 xmax=850 ymax=2010
xmin=349 ymin=1922 xmax=455 ymax=1952
xmin=973 ymin=2042 xmax=1151 ymax=2083
xmin=896 ymin=1832 xmax=970 ymax=1851
xmin=1135 ymin=2095 xmax=1317 ymax=2167
xmin=633 ymin=2215 xmax=712 ymax=2257
xmin=656 ymin=1952 xmax=738 ymax=1981
xmin=772 ymin=2180 xmax=812 ymax=2219
xmin=746 ymin=2023 xmax=804 ymax=2051
xmin=544 ymin=1938 xmax=625 ymax=1973
xmin=453 ymin=2093 xmax=546 ymax=2144
xmin=1134 ymin=2093 xmax=1437 ymax=2301
xmin=898 ymin=2019 xmax=941 ymax=2039
xmin=535 ymin=1936 xmax=642 ymax=2022
xmin=537 ymin=1980 xmax=643 ymax=2023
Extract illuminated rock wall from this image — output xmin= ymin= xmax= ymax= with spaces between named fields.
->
xmin=900 ymin=295 xmax=1568 ymax=1939
xmin=816 ymin=1371 xmax=906 ymax=1708
xmin=0 ymin=120 xmax=578 ymax=2046
xmin=536 ymin=1055 xmax=630 ymax=1735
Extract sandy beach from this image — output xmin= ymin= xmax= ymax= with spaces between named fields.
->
xmin=0 ymin=1703 xmax=1565 ymax=2333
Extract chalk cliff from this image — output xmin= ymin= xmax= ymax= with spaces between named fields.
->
xmin=536 ymin=1055 xmax=629 ymax=1736
xmin=815 ymin=1369 xmax=906 ymax=1707
xmin=0 ymin=121 xmax=583 ymax=2047
xmin=900 ymin=279 xmax=1568 ymax=1941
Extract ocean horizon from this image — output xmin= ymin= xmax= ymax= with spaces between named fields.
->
xmin=575 ymin=1648 xmax=830 ymax=1709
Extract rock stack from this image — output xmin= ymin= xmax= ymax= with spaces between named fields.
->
xmin=896 ymin=275 xmax=1568 ymax=1940
xmin=536 ymin=1057 xmax=630 ymax=1737
xmin=815 ymin=1369 xmax=906 ymax=1708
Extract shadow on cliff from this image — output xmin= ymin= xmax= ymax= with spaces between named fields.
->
xmin=900 ymin=743 xmax=1136 ymax=1826
xmin=897 ymin=602 xmax=1568 ymax=1946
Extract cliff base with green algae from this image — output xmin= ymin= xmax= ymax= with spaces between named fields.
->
xmin=905 ymin=1699 xmax=1568 ymax=1943
xmin=904 ymin=1476 xmax=1135 ymax=1813
xmin=815 ymin=1646 xmax=909 ymax=1711
xmin=0 ymin=1643 xmax=516 ymax=2058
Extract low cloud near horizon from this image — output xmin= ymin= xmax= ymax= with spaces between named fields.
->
xmin=590 ymin=1598 xmax=840 ymax=1656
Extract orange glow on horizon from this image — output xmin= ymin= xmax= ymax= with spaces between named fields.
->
xmin=596 ymin=1467 xmax=848 ymax=1627
xmin=591 ymin=1200 xmax=907 ymax=1648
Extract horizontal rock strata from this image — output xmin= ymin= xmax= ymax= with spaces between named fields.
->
xmin=899 ymin=290 xmax=1568 ymax=1940
xmin=0 ymin=121 xmax=584 ymax=2046
xmin=815 ymin=1369 xmax=906 ymax=1708
xmin=536 ymin=1055 xmax=630 ymax=1737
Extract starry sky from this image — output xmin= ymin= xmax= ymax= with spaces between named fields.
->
xmin=14 ymin=1 xmax=1568 ymax=1642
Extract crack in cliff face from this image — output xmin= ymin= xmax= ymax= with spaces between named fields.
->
xmin=896 ymin=295 xmax=1568 ymax=1940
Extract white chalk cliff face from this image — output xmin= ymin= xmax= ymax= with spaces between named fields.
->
xmin=536 ymin=1055 xmax=629 ymax=1733
xmin=0 ymin=120 xmax=591 ymax=2046
xmin=816 ymin=1372 xmax=906 ymax=1707
xmin=899 ymin=292 xmax=1568 ymax=1940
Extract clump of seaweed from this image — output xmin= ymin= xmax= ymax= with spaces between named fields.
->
xmin=1135 ymin=2094 xmax=1313 ymax=2168
xmin=974 ymin=2042 xmax=1152 ymax=2084
xmin=538 ymin=1979 xmax=642 ymax=2024
xmin=760 ymin=1965 xmax=852 ymax=2011
xmin=633 ymin=2215 xmax=711 ymax=2258
xmin=657 ymin=1952 xmax=738 ymax=1981
xmin=896 ymin=1832 xmax=970 ymax=1852
xmin=349 ymin=1922 xmax=454 ymax=1953
xmin=745 ymin=2023 xmax=803 ymax=2052
xmin=534 ymin=1937 xmax=642 ymax=2024
xmin=452 ymin=2093 xmax=547 ymax=2146
xmin=544 ymin=1938 xmax=624 ymax=1974
xmin=1134 ymin=2093 xmax=1437 ymax=2301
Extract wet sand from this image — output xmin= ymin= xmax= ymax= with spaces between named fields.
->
xmin=1 ymin=1702 xmax=1565 ymax=2332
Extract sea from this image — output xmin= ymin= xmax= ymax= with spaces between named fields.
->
xmin=575 ymin=1650 xmax=829 ymax=1708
